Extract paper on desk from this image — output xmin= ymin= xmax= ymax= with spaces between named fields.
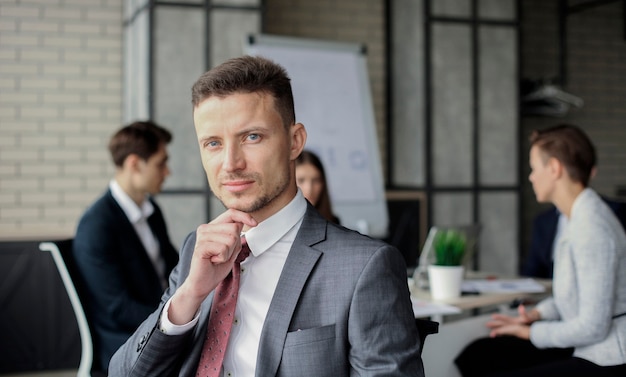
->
xmin=461 ymin=278 xmax=546 ymax=293
xmin=410 ymin=296 xmax=461 ymax=318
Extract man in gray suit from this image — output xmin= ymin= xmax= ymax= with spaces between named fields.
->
xmin=109 ymin=55 xmax=424 ymax=376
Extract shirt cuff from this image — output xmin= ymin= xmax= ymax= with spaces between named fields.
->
xmin=159 ymin=297 xmax=201 ymax=335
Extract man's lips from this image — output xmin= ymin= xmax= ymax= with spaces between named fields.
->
xmin=222 ymin=180 xmax=254 ymax=193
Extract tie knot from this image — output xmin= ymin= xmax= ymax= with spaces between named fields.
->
xmin=236 ymin=241 xmax=251 ymax=264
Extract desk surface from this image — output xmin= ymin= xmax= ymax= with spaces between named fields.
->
xmin=409 ymin=274 xmax=552 ymax=318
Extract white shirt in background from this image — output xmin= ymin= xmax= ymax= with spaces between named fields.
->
xmin=109 ymin=180 xmax=167 ymax=288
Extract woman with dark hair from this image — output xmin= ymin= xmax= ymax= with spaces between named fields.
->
xmin=296 ymin=150 xmax=340 ymax=224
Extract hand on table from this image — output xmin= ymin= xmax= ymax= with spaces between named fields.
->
xmin=486 ymin=304 xmax=539 ymax=340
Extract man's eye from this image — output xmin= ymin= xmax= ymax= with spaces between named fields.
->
xmin=247 ymin=134 xmax=260 ymax=141
xmin=205 ymin=140 xmax=220 ymax=148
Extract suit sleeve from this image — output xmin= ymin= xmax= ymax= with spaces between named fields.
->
xmin=109 ymin=232 xmax=197 ymax=376
xmin=348 ymin=245 xmax=425 ymax=376
xmin=74 ymin=211 xmax=157 ymax=329
xmin=531 ymin=226 xmax=618 ymax=349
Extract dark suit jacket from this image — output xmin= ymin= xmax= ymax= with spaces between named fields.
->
xmin=73 ymin=189 xmax=179 ymax=371
xmin=109 ymin=204 xmax=424 ymax=377
xmin=522 ymin=196 xmax=626 ymax=278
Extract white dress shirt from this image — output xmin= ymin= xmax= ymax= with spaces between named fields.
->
xmin=109 ymin=180 xmax=167 ymax=288
xmin=161 ymin=189 xmax=307 ymax=377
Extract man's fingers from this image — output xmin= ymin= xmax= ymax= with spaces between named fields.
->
xmin=212 ymin=208 xmax=258 ymax=228
xmin=193 ymin=208 xmax=257 ymax=266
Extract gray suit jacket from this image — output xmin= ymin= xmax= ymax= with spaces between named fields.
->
xmin=109 ymin=205 xmax=424 ymax=376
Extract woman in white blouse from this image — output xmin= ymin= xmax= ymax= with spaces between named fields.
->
xmin=456 ymin=124 xmax=626 ymax=377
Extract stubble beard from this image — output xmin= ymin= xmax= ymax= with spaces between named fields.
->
xmin=214 ymin=168 xmax=291 ymax=214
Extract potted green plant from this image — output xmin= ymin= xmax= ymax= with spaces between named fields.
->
xmin=433 ymin=229 xmax=466 ymax=266
xmin=427 ymin=229 xmax=467 ymax=300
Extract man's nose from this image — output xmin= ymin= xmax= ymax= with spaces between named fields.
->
xmin=223 ymin=144 xmax=245 ymax=171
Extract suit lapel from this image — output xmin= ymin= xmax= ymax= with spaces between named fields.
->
xmin=106 ymin=190 xmax=147 ymax=252
xmin=256 ymin=207 xmax=326 ymax=376
xmin=146 ymin=199 xmax=178 ymax=273
xmin=105 ymin=190 xmax=163 ymax=288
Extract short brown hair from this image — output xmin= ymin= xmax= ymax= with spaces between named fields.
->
xmin=108 ymin=121 xmax=172 ymax=167
xmin=529 ymin=124 xmax=596 ymax=186
xmin=191 ymin=55 xmax=295 ymax=129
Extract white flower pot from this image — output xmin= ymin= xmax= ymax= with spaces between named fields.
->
xmin=428 ymin=265 xmax=464 ymax=300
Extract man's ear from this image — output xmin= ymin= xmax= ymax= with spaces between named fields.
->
xmin=289 ymin=123 xmax=307 ymax=160
xmin=123 ymin=154 xmax=142 ymax=172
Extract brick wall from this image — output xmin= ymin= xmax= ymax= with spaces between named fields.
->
xmin=520 ymin=0 xmax=626 ymax=257
xmin=0 ymin=0 xmax=383 ymax=240
xmin=5 ymin=0 xmax=622 ymax=248
xmin=264 ymin=0 xmax=388 ymax=174
xmin=0 ymin=0 xmax=123 ymax=239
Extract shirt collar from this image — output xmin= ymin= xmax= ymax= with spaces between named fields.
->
xmin=109 ymin=180 xmax=154 ymax=224
xmin=242 ymin=189 xmax=307 ymax=257
xmin=570 ymin=187 xmax=593 ymax=220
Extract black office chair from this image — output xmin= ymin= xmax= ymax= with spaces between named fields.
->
xmin=40 ymin=240 xmax=105 ymax=377
xmin=416 ymin=318 xmax=439 ymax=355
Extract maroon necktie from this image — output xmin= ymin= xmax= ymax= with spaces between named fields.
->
xmin=195 ymin=240 xmax=251 ymax=377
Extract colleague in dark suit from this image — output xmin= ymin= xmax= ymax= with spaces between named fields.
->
xmin=523 ymin=190 xmax=626 ymax=279
xmin=73 ymin=121 xmax=179 ymax=372
xmin=109 ymin=56 xmax=423 ymax=376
